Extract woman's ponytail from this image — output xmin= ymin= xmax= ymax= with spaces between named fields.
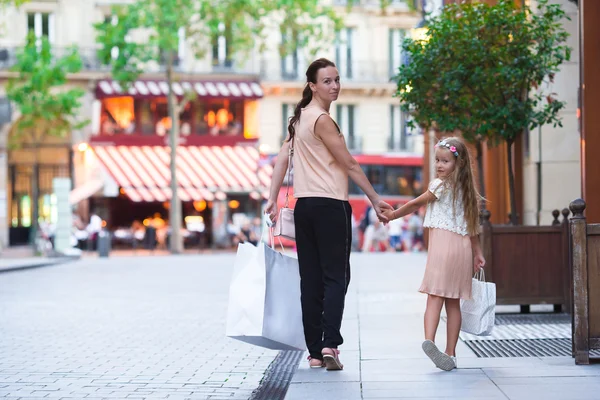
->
xmin=287 ymin=85 xmax=313 ymax=141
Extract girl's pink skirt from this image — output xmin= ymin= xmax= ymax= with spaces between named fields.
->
xmin=419 ymin=228 xmax=473 ymax=300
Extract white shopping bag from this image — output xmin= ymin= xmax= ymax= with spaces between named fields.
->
xmin=460 ymin=270 xmax=496 ymax=336
xmin=226 ymin=238 xmax=306 ymax=351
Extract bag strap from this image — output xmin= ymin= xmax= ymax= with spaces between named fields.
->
xmin=283 ymin=136 xmax=294 ymax=208
xmin=474 ymin=268 xmax=486 ymax=282
xmin=261 ymin=218 xmax=285 ymax=253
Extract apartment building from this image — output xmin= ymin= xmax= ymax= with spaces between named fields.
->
xmin=0 ymin=0 xmax=423 ymax=249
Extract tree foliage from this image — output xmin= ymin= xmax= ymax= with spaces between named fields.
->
xmin=6 ymin=33 xmax=87 ymax=146
xmin=394 ymin=0 xmax=571 ymax=224
xmin=0 ymin=0 xmax=28 ymax=6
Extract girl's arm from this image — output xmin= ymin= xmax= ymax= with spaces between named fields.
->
xmin=386 ymin=191 xmax=436 ymax=221
xmin=471 ymin=235 xmax=486 ymax=272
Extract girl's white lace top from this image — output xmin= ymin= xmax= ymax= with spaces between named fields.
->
xmin=423 ymin=178 xmax=469 ymax=236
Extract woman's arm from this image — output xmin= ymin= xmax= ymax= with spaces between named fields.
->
xmin=386 ymin=191 xmax=435 ymax=221
xmin=265 ymin=140 xmax=291 ymax=222
xmin=316 ymin=115 xmax=393 ymax=221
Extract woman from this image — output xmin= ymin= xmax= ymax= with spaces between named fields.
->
xmin=265 ymin=58 xmax=392 ymax=371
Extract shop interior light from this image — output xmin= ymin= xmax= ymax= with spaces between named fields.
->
xmin=78 ymin=142 xmax=89 ymax=152
xmin=228 ymin=200 xmax=240 ymax=209
xmin=193 ymin=200 xmax=207 ymax=212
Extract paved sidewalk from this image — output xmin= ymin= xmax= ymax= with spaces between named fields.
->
xmin=285 ymin=252 xmax=600 ymax=400
xmin=0 ymin=254 xmax=277 ymax=399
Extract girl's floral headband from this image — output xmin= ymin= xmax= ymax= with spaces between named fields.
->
xmin=436 ymin=139 xmax=459 ymax=157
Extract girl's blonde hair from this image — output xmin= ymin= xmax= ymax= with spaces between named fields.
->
xmin=436 ymin=137 xmax=482 ymax=236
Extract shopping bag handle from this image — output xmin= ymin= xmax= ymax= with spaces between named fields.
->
xmin=260 ymin=217 xmax=285 ymax=253
xmin=474 ymin=268 xmax=486 ymax=282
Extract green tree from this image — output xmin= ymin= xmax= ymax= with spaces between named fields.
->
xmin=0 ymin=0 xmax=28 ymax=6
xmin=6 ymin=33 xmax=87 ymax=246
xmin=394 ymin=0 xmax=570 ymax=224
xmin=94 ymin=0 xmax=345 ymax=253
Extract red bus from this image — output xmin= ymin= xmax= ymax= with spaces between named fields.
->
xmin=273 ymin=153 xmax=424 ymax=246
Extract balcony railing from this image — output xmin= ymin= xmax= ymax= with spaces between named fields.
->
xmin=1 ymin=45 xmax=398 ymax=84
xmin=388 ymin=132 xmax=424 ymax=154
xmin=0 ymin=46 xmax=184 ymax=72
xmin=332 ymin=0 xmax=410 ymax=9
xmin=259 ymin=57 xmax=397 ymax=83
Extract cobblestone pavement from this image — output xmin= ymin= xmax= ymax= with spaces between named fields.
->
xmin=0 ymin=255 xmax=278 ymax=400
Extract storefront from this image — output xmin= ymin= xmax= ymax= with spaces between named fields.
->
xmin=75 ymin=77 xmax=271 ymax=248
xmin=6 ymin=123 xmax=73 ymax=246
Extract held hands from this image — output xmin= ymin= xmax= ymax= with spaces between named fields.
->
xmin=382 ymin=208 xmax=396 ymax=222
xmin=373 ymin=199 xmax=394 ymax=224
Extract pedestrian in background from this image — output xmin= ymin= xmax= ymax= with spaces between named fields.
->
xmin=387 ymin=204 xmax=404 ymax=251
xmin=383 ymin=137 xmax=485 ymax=371
xmin=266 ymin=58 xmax=392 ymax=371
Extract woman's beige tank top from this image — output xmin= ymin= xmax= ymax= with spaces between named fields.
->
xmin=292 ymin=105 xmax=349 ymax=201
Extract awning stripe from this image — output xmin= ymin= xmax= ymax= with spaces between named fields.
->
xmin=222 ymin=146 xmax=259 ymax=187
xmin=96 ymin=79 xmax=263 ymax=99
xmin=233 ymin=146 xmax=258 ymax=172
xmin=187 ymin=147 xmax=225 ymax=189
xmin=213 ymin=146 xmax=252 ymax=190
xmin=199 ymin=146 xmax=240 ymax=190
xmin=92 ymin=145 xmax=270 ymax=202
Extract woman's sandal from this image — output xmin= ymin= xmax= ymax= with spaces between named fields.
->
xmin=308 ymin=356 xmax=325 ymax=368
xmin=322 ymin=348 xmax=343 ymax=371
xmin=422 ymin=340 xmax=456 ymax=371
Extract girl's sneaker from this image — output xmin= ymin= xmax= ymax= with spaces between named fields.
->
xmin=422 ymin=340 xmax=455 ymax=371
xmin=450 ymin=356 xmax=457 ymax=370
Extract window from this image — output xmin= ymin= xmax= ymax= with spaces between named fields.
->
xmin=212 ymin=22 xmax=231 ymax=68
xmin=335 ymin=28 xmax=354 ymax=79
xmin=27 ymin=12 xmax=55 ymax=43
xmin=158 ymin=27 xmax=185 ymax=67
xmin=194 ymin=99 xmax=243 ymax=136
xmin=103 ymin=15 xmax=120 ymax=62
xmin=389 ymin=28 xmax=405 ymax=78
xmin=348 ymin=165 xmax=423 ymax=197
xmin=99 ymin=97 xmax=244 ymax=137
xmin=336 ymin=104 xmax=357 ymax=150
xmin=389 ymin=104 xmax=407 ymax=151
xmin=281 ymin=32 xmax=305 ymax=80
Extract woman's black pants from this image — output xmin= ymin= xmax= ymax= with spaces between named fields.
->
xmin=294 ymin=197 xmax=352 ymax=360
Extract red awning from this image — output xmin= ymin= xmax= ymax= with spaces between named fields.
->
xmin=95 ymin=79 xmax=264 ymax=99
xmin=92 ymin=145 xmax=273 ymax=202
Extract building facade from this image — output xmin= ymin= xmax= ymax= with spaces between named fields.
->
xmin=0 ymin=0 xmax=268 ymax=249
xmin=257 ymin=0 xmax=424 ymax=157
xmin=0 ymin=0 xmax=424 ymax=250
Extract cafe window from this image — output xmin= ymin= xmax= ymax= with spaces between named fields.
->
xmin=100 ymin=97 xmax=135 ymax=135
xmin=99 ymin=97 xmax=244 ymax=137
xmin=194 ymin=99 xmax=243 ymax=136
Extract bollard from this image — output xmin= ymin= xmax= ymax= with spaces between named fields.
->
xmin=97 ymin=230 xmax=111 ymax=258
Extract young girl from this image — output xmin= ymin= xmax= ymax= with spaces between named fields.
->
xmin=383 ymin=137 xmax=485 ymax=371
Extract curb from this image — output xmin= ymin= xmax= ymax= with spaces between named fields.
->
xmin=0 ymin=257 xmax=79 ymax=274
